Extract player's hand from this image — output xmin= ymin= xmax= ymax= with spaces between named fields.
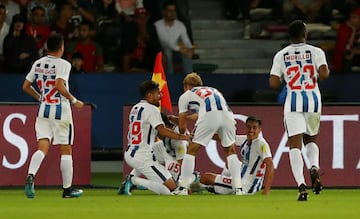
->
xmin=73 ymin=100 xmax=84 ymax=109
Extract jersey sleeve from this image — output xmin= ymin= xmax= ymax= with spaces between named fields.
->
xmin=25 ymin=62 xmax=36 ymax=83
xmin=55 ymin=60 xmax=72 ymax=80
xmin=269 ymin=52 xmax=283 ymax=78
xmin=147 ymin=106 xmax=165 ymax=129
xmin=178 ymin=92 xmax=190 ymax=113
xmin=314 ymin=48 xmax=328 ymax=69
xmin=257 ymin=138 xmax=272 ymax=159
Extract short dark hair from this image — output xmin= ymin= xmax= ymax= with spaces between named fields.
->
xmin=288 ymin=20 xmax=306 ymax=41
xmin=46 ymin=33 xmax=63 ymax=52
xmin=139 ymin=80 xmax=159 ymax=97
xmin=246 ymin=116 xmax=262 ymax=126
xmin=162 ymin=0 xmax=176 ymax=10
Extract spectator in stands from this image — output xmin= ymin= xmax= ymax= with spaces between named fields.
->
xmin=25 ymin=6 xmax=51 ymax=55
xmin=282 ymin=0 xmax=332 ymax=24
xmin=120 ymin=8 xmax=162 ymax=73
xmin=154 ymin=0 xmax=193 ymax=74
xmin=51 ymin=2 xmax=76 ymax=45
xmin=92 ymin=0 xmax=122 ymax=66
xmin=3 ymin=14 xmax=38 ymax=73
xmin=68 ymin=0 xmax=95 ymax=25
xmin=17 ymin=0 xmax=31 ymax=21
xmin=66 ymin=20 xmax=104 ymax=73
xmin=27 ymin=0 xmax=56 ymax=25
xmin=332 ymin=7 xmax=360 ymax=73
xmin=70 ymin=51 xmax=85 ymax=74
xmin=0 ymin=0 xmax=20 ymax=25
xmin=0 ymin=4 xmax=10 ymax=71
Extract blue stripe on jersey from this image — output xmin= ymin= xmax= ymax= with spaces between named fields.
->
xmin=241 ymin=141 xmax=251 ymax=178
xmin=283 ymin=52 xmax=291 ymax=68
xmin=130 ymin=146 xmax=139 ymax=157
xmin=205 ymin=97 xmax=211 ymax=112
xmin=295 ymin=51 xmax=302 ymax=68
xmin=44 ymin=104 xmax=50 ymax=118
xmin=137 ymin=107 xmax=144 ymax=120
xmin=55 ymin=98 xmax=62 ymax=120
xmin=301 ymin=91 xmax=308 ymax=112
xmin=147 ymin=125 xmax=152 ymax=145
xmin=151 ymin=165 xmax=167 ymax=182
xmin=250 ymin=156 xmax=261 ymax=174
xmin=291 ymin=92 xmax=296 ymax=112
xmin=214 ymin=94 xmax=223 ymax=111
xmin=248 ymin=178 xmax=259 ymax=194
xmin=312 ymin=91 xmax=319 ymax=112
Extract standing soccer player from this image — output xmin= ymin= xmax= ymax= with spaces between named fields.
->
xmin=121 ymin=80 xmax=191 ymax=195
xmin=269 ymin=20 xmax=330 ymax=201
xmin=22 ymin=33 xmax=84 ymax=199
xmin=175 ymin=72 xmax=243 ymax=195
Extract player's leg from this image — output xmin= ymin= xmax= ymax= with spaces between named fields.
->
xmin=285 ymin=112 xmax=308 ymax=201
xmin=303 ymin=113 xmax=323 ymax=194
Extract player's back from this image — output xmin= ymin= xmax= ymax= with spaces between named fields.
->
xmin=179 ymin=86 xmax=231 ymax=117
xmin=26 ymin=55 xmax=72 ymax=120
xmin=271 ymin=43 xmax=327 ymax=113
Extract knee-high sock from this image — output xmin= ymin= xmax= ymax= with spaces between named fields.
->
xmin=306 ymin=142 xmax=319 ymax=169
xmin=179 ymin=154 xmax=195 ymax=188
xmin=132 ymin=177 xmax=171 ymax=195
xmin=60 ymin=155 xmax=73 ymax=189
xmin=227 ymin=154 xmax=242 ymax=189
xmin=289 ymin=148 xmax=305 ymax=186
xmin=28 ymin=150 xmax=45 ymax=176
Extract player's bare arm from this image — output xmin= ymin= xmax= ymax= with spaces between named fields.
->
xmin=178 ymin=112 xmax=188 ymax=134
xmin=269 ymin=75 xmax=282 ymax=89
xmin=156 ymin=124 xmax=190 ymax=141
xmin=55 ymin=78 xmax=84 ymax=109
xmin=318 ymin=64 xmax=330 ymax=81
xmin=262 ymin=157 xmax=274 ymax=195
xmin=22 ymin=80 xmax=40 ymax=101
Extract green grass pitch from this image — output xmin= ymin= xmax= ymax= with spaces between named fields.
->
xmin=1 ymin=173 xmax=359 ymax=219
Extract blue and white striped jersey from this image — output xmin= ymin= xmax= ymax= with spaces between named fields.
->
xmin=127 ymin=100 xmax=164 ymax=154
xmin=270 ymin=43 xmax=328 ymax=113
xmin=178 ymin=86 xmax=231 ymax=118
xmin=236 ymin=135 xmax=272 ymax=194
xmin=25 ymin=55 xmax=72 ymax=120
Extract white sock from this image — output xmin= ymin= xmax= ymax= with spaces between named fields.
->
xmin=179 ymin=154 xmax=195 ymax=188
xmin=130 ymin=168 xmax=141 ymax=177
xmin=60 ymin=155 xmax=73 ymax=189
xmin=306 ymin=142 xmax=319 ymax=169
xmin=28 ymin=150 xmax=45 ymax=176
xmin=289 ymin=148 xmax=305 ymax=186
xmin=227 ymin=154 xmax=242 ymax=189
xmin=132 ymin=177 xmax=171 ymax=195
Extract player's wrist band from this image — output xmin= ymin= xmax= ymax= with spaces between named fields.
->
xmin=71 ymin=98 xmax=78 ymax=105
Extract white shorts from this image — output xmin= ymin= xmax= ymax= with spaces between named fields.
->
xmin=213 ymin=174 xmax=261 ymax=195
xmin=284 ymin=112 xmax=320 ymax=137
xmin=35 ymin=117 xmax=74 ymax=145
xmin=124 ymin=149 xmax=172 ymax=183
xmin=193 ymin=111 xmax=236 ymax=147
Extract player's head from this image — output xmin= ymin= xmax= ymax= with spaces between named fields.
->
xmin=245 ymin=116 xmax=262 ymax=140
xmin=183 ymin=72 xmax=203 ymax=91
xmin=139 ymin=80 xmax=162 ymax=106
xmin=288 ymin=20 xmax=307 ymax=43
xmin=46 ymin=33 xmax=64 ymax=55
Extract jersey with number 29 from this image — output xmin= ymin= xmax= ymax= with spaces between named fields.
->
xmin=270 ymin=43 xmax=328 ymax=113
xmin=25 ymin=55 xmax=72 ymax=121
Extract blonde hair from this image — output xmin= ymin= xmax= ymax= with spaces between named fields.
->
xmin=183 ymin=72 xmax=203 ymax=87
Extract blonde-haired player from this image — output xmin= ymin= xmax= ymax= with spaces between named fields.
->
xmin=175 ymin=72 xmax=243 ymax=195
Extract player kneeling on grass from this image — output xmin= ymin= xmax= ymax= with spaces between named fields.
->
xmin=200 ymin=116 xmax=274 ymax=195
xmin=118 ymin=113 xmax=199 ymax=195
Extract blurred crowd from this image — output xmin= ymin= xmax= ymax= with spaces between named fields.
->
xmin=0 ymin=0 xmax=196 ymax=74
xmin=0 ymin=0 xmax=359 ymax=74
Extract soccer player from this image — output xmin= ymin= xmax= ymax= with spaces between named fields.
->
xmin=200 ymin=116 xmax=274 ymax=195
xmin=22 ymin=33 xmax=84 ymax=199
xmin=121 ymin=80 xmax=191 ymax=195
xmin=269 ymin=20 xmax=330 ymax=201
xmin=175 ymin=72 xmax=243 ymax=195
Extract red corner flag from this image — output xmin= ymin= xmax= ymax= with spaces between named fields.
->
xmin=152 ymin=51 xmax=173 ymax=113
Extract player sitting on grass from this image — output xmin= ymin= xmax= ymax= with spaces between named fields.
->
xmin=200 ymin=116 xmax=274 ymax=195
